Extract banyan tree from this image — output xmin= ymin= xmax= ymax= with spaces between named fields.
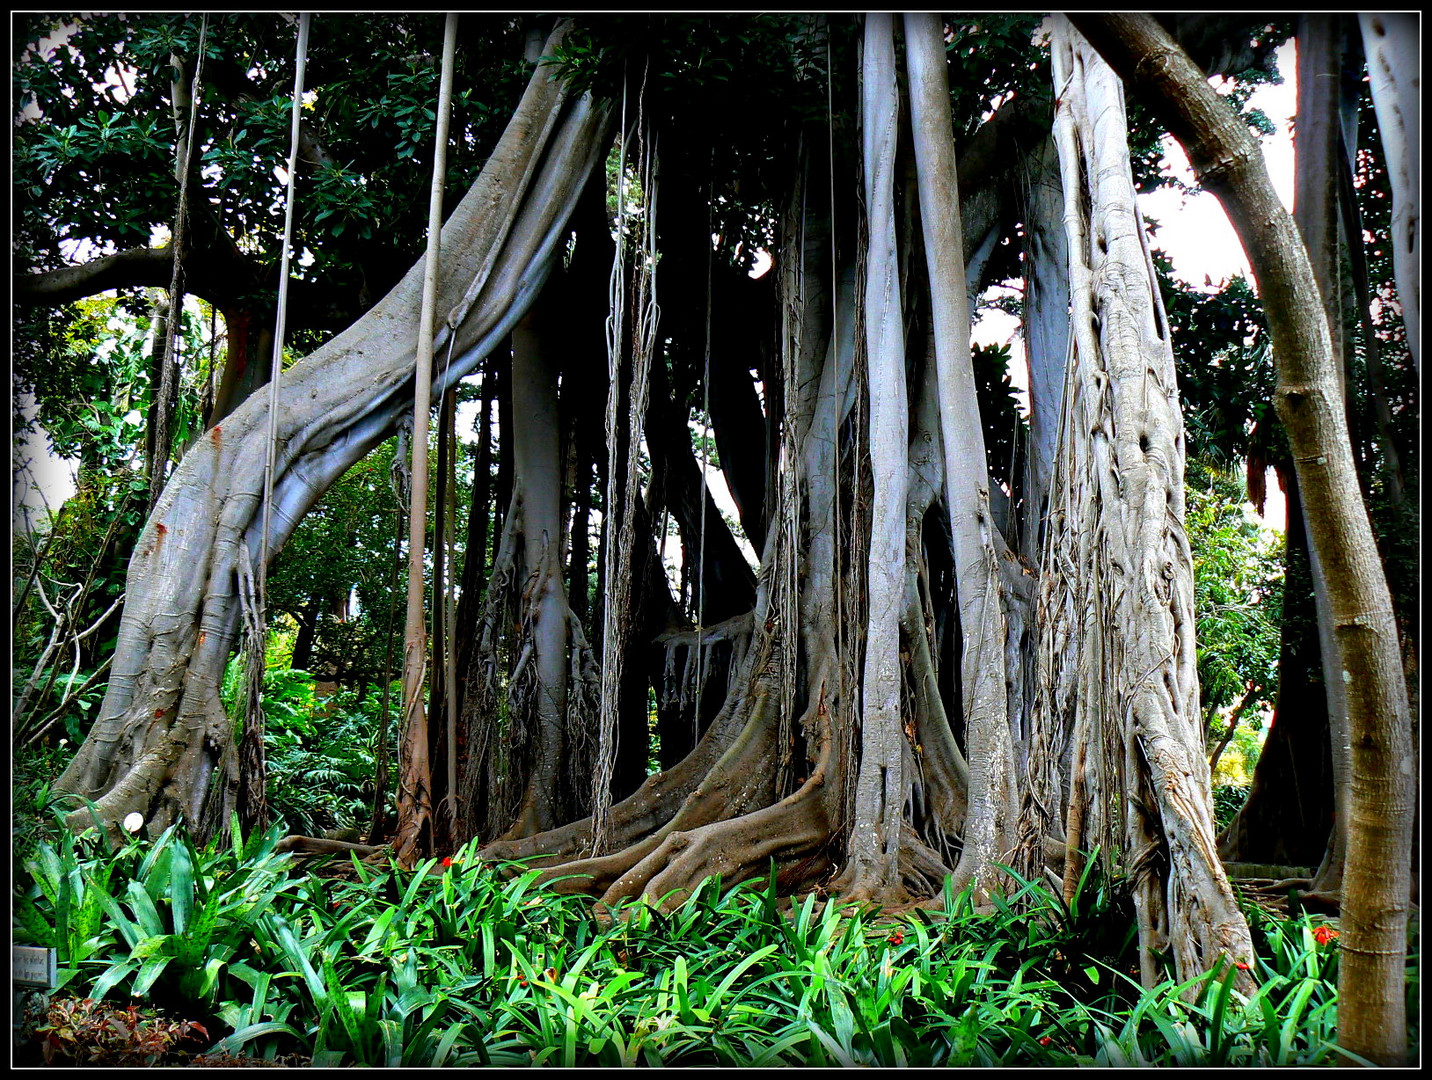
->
xmin=48 ymin=13 xmax=1414 ymax=1024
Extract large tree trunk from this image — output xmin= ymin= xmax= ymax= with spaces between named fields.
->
xmin=1358 ymin=13 xmax=1420 ymax=375
xmin=1071 ymin=12 xmax=1414 ymax=1064
xmin=55 ymin=23 xmax=613 ymax=843
xmin=1022 ymin=19 xmax=1255 ymax=990
xmin=470 ymin=21 xmax=1059 ymax=912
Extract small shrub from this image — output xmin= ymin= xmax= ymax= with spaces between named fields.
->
xmin=29 ymin=996 xmax=209 ymax=1066
xmin=1212 ymin=784 xmax=1250 ymax=832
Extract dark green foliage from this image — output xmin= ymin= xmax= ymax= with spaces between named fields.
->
xmin=219 ymin=664 xmax=398 ymax=838
xmin=14 ymin=810 xmax=300 ymax=1009
xmin=265 ymin=437 xmax=420 ymax=692
xmin=1160 ymin=265 xmax=1277 ymax=467
xmin=940 ymin=15 xmax=1049 ymax=142
xmin=14 ymin=14 xmax=529 ymax=293
xmin=1212 ymin=785 xmax=1251 ymax=832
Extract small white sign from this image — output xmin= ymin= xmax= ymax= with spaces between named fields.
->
xmin=12 ymin=947 xmax=57 ymax=989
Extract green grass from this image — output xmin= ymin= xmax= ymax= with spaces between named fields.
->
xmin=14 ymin=812 xmax=1417 ymax=1067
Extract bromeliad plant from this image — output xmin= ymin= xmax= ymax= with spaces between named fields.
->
xmin=13 ymin=821 xmax=1417 ymax=1066
xmin=15 ymin=809 xmax=299 ymax=1007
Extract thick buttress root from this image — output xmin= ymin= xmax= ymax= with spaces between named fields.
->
xmin=477 ymin=634 xmax=761 ymax=868
xmin=490 ymin=676 xmax=782 ymax=894
xmin=601 ymin=780 xmax=834 ymax=911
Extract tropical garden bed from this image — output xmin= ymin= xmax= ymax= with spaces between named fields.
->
xmin=13 ymin=795 xmax=1416 ymax=1068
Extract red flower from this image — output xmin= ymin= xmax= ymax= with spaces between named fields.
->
xmin=1313 ymin=925 xmax=1340 ymax=946
xmin=1235 ymin=960 xmax=1250 ymax=970
xmin=888 ymin=930 xmax=904 ymax=946
xmin=442 ymin=856 xmax=453 ymax=867
xmin=1039 ymin=1036 xmax=1053 ymax=1047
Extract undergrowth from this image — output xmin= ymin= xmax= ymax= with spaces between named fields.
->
xmin=14 ymin=810 xmax=1416 ymax=1067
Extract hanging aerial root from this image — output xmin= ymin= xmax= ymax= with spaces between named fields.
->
xmin=656 ymin=613 xmax=753 ymax=716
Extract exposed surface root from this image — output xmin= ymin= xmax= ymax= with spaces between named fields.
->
xmin=600 ymin=774 xmax=834 ymax=911
xmin=274 ymin=836 xmax=386 ymax=858
xmin=480 ymin=604 xmax=775 ymax=868
xmin=478 ymin=651 xmax=757 ymax=867
xmin=512 ymin=682 xmax=782 ymax=893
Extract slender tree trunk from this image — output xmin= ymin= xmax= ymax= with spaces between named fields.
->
xmin=394 ymin=15 xmax=458 ymax=864
xmin=289 ymin=596 xmax=324 ymax=671
xmin=904 ymin=11 xmax=1016 ymax=898
xmin=143 ymin=293 xmax=172 ymax=488
xmin=493 ymin=344 xmax=514 ymax=556
xmin=840 ymin=13 xmax=909 ymax=898
xmin=1071 ymin=12 xmax=1413 ymax=1062
xmin=429 ymin=384 xmax=457 ymax=841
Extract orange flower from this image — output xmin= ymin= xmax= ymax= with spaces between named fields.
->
xmin=1235 ymin=960 xmax=1250 ymax=970
xmin=1313 ymin=925 xmax=1340 ymax=946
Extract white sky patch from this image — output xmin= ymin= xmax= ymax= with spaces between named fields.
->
xmin=1138 ymin=39 xmax=1298 ymax=289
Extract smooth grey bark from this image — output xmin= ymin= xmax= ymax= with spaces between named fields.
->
xmin=904 ymin=11 xmax=1016 ymax=898
xmin=56 ymin=24 xmax=613 ymax=841
xmin=1070 ymin=13 xmax=1413 ymax=1062
xmin=504 ymin=302 xmax=573 ymax=836
xmin=1359 ymin=13 xmax=1420 ymax=374
xmin=840 ymin=13 xmax=909 ymax=898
